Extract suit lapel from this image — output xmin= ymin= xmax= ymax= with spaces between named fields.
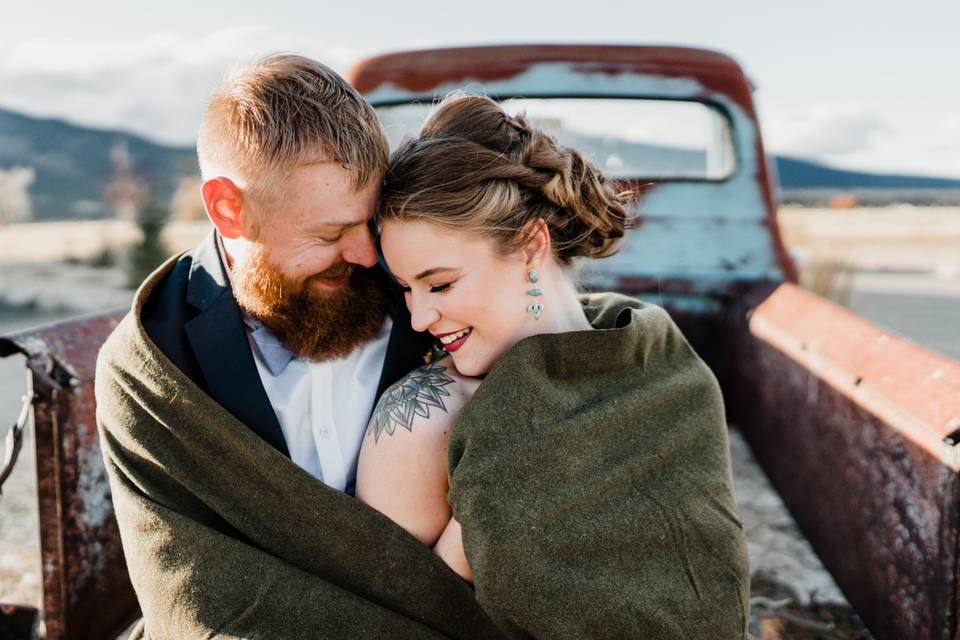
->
xmin=181 ymin=232 xmax=430 ymax=455
xmin=183 ymin=233 xmax=290 ymax=457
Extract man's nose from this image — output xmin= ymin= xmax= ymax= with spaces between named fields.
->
xmin=409 ymin=294 xmax=440 ymax=333
xmin=340 ymin=223 xmax=378 ymax=268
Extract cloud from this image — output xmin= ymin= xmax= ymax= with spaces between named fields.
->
xmin=1 ymin=34 xmax=955 ymax=179
xmin=936 ymin=114 xmax=960 ymax=147
xmin=763 ymin=102 xmax=890 ymax=158
xmin=0 ymin=28 xmax=367 ymax=145
xmin=764 ymin=104 xmax=960 ymax=177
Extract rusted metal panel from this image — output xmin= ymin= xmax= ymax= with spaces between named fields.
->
xmin=349 ymin=45 xmax=756 ymax=109
xmin=611 ymin=275 xmax=774 ymax=301
xmin=729 ymin=283 xmax=960 ymax=640
xmin=0 ymin=310 xmax=138 ymax=640
xmin=350 ymin=45 xmax=797 ymax=301
xmin=748 ymin=283 xmax=960 ymax=467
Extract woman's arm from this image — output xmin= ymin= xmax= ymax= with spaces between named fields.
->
xmin=356 ymin=360 xmax=474 ymax=549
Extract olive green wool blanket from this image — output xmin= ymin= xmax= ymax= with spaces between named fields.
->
xmin=97 ymin=259 xmax=748 ymax=638
xmin=446 ymin=294 xmax=751 ymax=639
xmin=95 ymin=267 xmax=506 ymax=639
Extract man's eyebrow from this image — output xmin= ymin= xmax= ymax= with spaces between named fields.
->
xmin=310 ymin=220 xmax=365 ymax=232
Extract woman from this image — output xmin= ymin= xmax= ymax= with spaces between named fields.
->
xmin=356 ymin=95 xmax=750 ymax=639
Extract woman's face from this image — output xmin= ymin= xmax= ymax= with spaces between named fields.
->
xmin=380 ymin=219 xmax=533 ymax=377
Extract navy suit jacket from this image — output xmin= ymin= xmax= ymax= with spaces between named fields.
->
xmin=140 ymin=231 xmax=433 ymax=458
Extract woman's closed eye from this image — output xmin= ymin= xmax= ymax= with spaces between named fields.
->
xmin=397 ymin=282 xmax=455 ymax=294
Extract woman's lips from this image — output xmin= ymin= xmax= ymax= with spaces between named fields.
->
xmin=436 ymin=328 xmax=472 ymax=353
xmin=443 ymin=332 xmax=470 ymax=353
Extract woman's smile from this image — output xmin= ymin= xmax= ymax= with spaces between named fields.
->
xmin=435 ymin=327 xmax=473 ymax=352
xmin=382 ymin=219 xmax=535 ymax=377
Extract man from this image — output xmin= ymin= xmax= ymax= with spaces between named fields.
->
xmin=96 ymin=54 xmax=504 ymax=639
xmin=142 ymin=53 xmax=423 ymax=494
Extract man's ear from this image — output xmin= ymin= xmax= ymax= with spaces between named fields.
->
xmin=521 ymin=218 xmax=551 ymax=268
xmin=201 ymin=177 xmax=253 ymax=239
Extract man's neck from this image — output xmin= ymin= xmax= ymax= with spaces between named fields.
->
xmin=215 ymin=233 xmax=237 ymax=277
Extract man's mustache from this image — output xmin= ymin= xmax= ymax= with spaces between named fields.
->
xmin=308 ymin=261 xmax=357 ymax=283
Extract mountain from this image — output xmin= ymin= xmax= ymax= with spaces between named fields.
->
xmin=0 ymin=107 xmax=196 ymax=220
xmin=539 ymin=118 xmax=960 ymax=193
xmin=1 ymin=106 xmax=958 ymax=221
xmin=773 ymin=156 xmax=960 ymax=189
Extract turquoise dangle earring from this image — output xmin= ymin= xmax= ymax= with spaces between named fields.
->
xmin=526 ymin=269 xmax=544 ymax=321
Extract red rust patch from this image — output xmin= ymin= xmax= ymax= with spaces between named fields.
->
xmin=349 ymin=44 xmax=757 ymax=112
xmin=749 ymin=283 xmax=960 ymax=464
xmin=1 ymin=311 xmax=138 ymax=640
xmin=729 ymin=283 xmax=960 ymax=639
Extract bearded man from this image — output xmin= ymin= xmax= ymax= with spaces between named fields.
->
xmin=95 ymin=55 xmax=504 ymax=640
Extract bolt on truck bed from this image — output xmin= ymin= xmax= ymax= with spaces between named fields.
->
xmin=1 ymin=44 xmax=959 ymax=640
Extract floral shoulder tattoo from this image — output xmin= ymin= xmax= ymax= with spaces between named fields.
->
xmin=367 ymin=363 xmax=456 ymax=443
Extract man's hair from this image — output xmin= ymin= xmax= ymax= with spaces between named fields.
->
xmin=197 ymin=53 xmax=388 ymax=209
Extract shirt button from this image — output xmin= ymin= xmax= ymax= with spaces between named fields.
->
xmin=320 ymin=427 xmax=331 ymax=438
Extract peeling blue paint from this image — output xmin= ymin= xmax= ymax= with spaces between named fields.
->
xmin=366 ymin=62 xmax=783 ymax=294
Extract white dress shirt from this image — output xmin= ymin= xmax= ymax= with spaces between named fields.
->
xmin=217 ymin=235 xmax=390 ymax=494
xmin=248 ymin=319 xmax=391 ymax=494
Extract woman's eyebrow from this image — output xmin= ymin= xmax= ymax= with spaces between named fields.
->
xmin=414 ymin=267 xmax=457 ymax=280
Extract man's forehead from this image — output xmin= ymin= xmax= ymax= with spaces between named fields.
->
xmin=306 ymin=216 xmax=369 ymax=230
xmin=286 ymin=160 xmax=379 ymax=192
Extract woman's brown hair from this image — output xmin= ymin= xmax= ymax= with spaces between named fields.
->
xmin=378 ymin=94 xmax=630 ymax=263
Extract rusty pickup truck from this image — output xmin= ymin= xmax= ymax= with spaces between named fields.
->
xmin=1 ymin=44 xmax=959 ymax=640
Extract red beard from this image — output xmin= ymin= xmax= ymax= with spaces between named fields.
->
xmin=232 ymin=244 xmax=386 ymax=362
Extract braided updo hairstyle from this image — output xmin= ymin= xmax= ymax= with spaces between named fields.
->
xmin=378 ymin=94 xmax=630 ymax=264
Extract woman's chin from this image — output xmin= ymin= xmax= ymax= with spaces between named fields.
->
xmin=448 ymin=353 xmax=489 ymax=378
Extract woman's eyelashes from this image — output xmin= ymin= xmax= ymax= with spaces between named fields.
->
xmin=399 ymin=283 xmax=454 ymax=294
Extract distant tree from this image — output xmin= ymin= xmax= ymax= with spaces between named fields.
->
xmin=101 ymin=137 xmax=170 ymax=286
xmin=0 ymin=167 xmax=36 ymax=224
xmin=126 ymin=197 xmax=171 ymax=288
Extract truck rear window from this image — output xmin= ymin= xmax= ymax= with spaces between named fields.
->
xmin=376 ymin=98 xmax=737 ymax=181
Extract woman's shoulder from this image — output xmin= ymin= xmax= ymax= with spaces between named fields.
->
xmin=366 ymin=356 xmax=478 ymax=444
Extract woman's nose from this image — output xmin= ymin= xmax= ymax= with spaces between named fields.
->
xmin=409 ymin=294 xmax=440 ymax=333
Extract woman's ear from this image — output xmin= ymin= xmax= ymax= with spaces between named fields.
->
xmin=521 ymin=218 xmax=551 ymax=268
xmin=201 ymin=177 xmax=254 ymax=239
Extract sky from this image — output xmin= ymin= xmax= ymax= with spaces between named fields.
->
xmin=0 ymin=0 xmax=957 ymax=178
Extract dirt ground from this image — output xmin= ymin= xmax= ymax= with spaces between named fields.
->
xmin=2 ymin=207 xmax=957 ymax=638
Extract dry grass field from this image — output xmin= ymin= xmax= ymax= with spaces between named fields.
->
xmin=779 ymin=206 xmax=960 ymax=360
xmin=0 ymin=207 xmax=956 ymax=637
xmin=779 ymin=206 xmax=960 ymax=272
